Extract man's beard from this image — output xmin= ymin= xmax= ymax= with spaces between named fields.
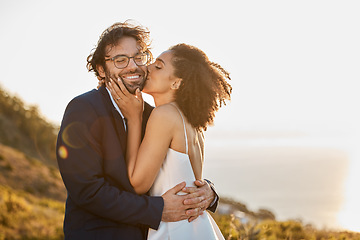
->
xmin=104 ymin=70 xmax=146 ymax=94
xmin=118 ymin=75 xmax=145 ymax=94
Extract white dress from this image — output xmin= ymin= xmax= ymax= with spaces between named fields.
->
xmin=148 ymin=105 xmax=225 ymax=240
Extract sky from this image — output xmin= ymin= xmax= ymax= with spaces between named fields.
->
xmin=1 ymin=0 xmax=359 ymax=231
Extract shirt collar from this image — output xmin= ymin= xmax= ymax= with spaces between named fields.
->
xmin=105 ymin=87 xmax=125 ymax=119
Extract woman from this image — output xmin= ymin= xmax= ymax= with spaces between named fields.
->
xmin=107 ymin=43 xmax=231 ymax=240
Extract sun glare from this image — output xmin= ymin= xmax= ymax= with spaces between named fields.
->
xmin=58 ymin=145 xmax=68 ymax=159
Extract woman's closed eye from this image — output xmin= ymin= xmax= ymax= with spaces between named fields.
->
xmin=154 ymin=58 xmax=165 ymax=70
xmin=154 ymin=62 xmax=162 ymax=69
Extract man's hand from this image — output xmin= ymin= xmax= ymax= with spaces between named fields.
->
xmin=182 ymin=179 xmax=216 ymax=222
xmin=162 ymin=182 xmax=193 ymax=222
xmin=161 ymin=180 xmax=216 ymax=222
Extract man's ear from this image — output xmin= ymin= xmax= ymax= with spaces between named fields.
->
xmin=171 ymin=78 xmax=183 ymax=90
xmin=97 ymin=65 xmax=106 ymax=79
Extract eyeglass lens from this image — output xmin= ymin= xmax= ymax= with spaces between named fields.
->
xmin=114 ymin=53 xmax=148 ymax=68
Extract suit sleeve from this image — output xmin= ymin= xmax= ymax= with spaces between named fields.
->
xmin=204 ymin=179 xmax=219 ymax=213
xmin=56 ymin=96 xmax=163 ymax=230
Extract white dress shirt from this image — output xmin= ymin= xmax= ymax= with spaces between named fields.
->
xmin=106 ymin=87 xmax=127 ymax=131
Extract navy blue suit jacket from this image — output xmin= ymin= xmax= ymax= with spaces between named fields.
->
xmin=56 ymin=86 xmax=164 ymax=240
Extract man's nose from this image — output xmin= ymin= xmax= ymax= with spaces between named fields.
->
xmin=126 ymin=58 xmax=138 ymax=71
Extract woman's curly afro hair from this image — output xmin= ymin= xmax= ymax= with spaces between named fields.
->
xmin=170 ymin=43 xmax=232 ymax=130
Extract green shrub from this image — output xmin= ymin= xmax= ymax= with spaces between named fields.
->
xmin=212 ymin=213 xmax=360 ymax=240
xmin=0 ymin=185 xmax=64 ymax=240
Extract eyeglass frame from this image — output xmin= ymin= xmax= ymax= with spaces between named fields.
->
xmin=104 ymin=52 xmax=150 ymax=69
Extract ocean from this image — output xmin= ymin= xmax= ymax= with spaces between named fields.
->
xmin=202 ymin=132 xmax=353 ymax=230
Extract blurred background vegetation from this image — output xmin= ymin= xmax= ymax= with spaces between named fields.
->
xmin=1 ymin=84 xmax=359 ymax=239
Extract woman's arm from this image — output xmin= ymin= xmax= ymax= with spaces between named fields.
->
xmin=106 ymin=79 xmax=175 ymax=194
xmin=125 ymin=110 xmax=143 ymax=179
xmin=128 ymin=106 xmax=175 ymax=194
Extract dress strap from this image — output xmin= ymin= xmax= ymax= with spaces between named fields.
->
xmin=170 ymin=103 xmax=188 ymax=154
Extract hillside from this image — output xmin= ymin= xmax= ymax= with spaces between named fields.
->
xmin=0 ymin=85 xmax=66 ymax=239
xmin=0 ymin=134 xmax=66 ymax=239
xmin=0 ymin=85 xmax=58 ymax=167
xmin=0 ymin=143 xmax=66 ymax=201
xmin=0 ymin=179 xmax=65 ymax=239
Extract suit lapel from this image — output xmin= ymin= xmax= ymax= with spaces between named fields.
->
xmin=99 ymin=86 xmax=127 ymax=154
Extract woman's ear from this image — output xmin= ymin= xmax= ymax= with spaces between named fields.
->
xmin=97 ymin=65 xmax=106 ymax=79
xmin=171 ymin=78 xmax=183 ymax=90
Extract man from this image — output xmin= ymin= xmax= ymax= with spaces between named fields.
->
xmin=56 ymin=21 xmax=218 ymax=240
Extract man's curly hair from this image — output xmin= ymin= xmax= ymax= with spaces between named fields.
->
xmin=170 ymin=44 xmax=232 ymax=130
xmin=86 ymin=20 xmax=152 ymax=80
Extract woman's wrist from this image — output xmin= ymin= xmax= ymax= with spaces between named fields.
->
xmin=127 ymin=115 xmax=142 ymax=126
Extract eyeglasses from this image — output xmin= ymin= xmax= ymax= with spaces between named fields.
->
xmin=105 ymin=52 xmax=149 ymax=69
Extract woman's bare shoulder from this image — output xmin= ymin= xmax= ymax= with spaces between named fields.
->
xmin=150 ymin=104 xmax=180 ymax=120
xmin=147 ymin=103 xmax=181 ymax=128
